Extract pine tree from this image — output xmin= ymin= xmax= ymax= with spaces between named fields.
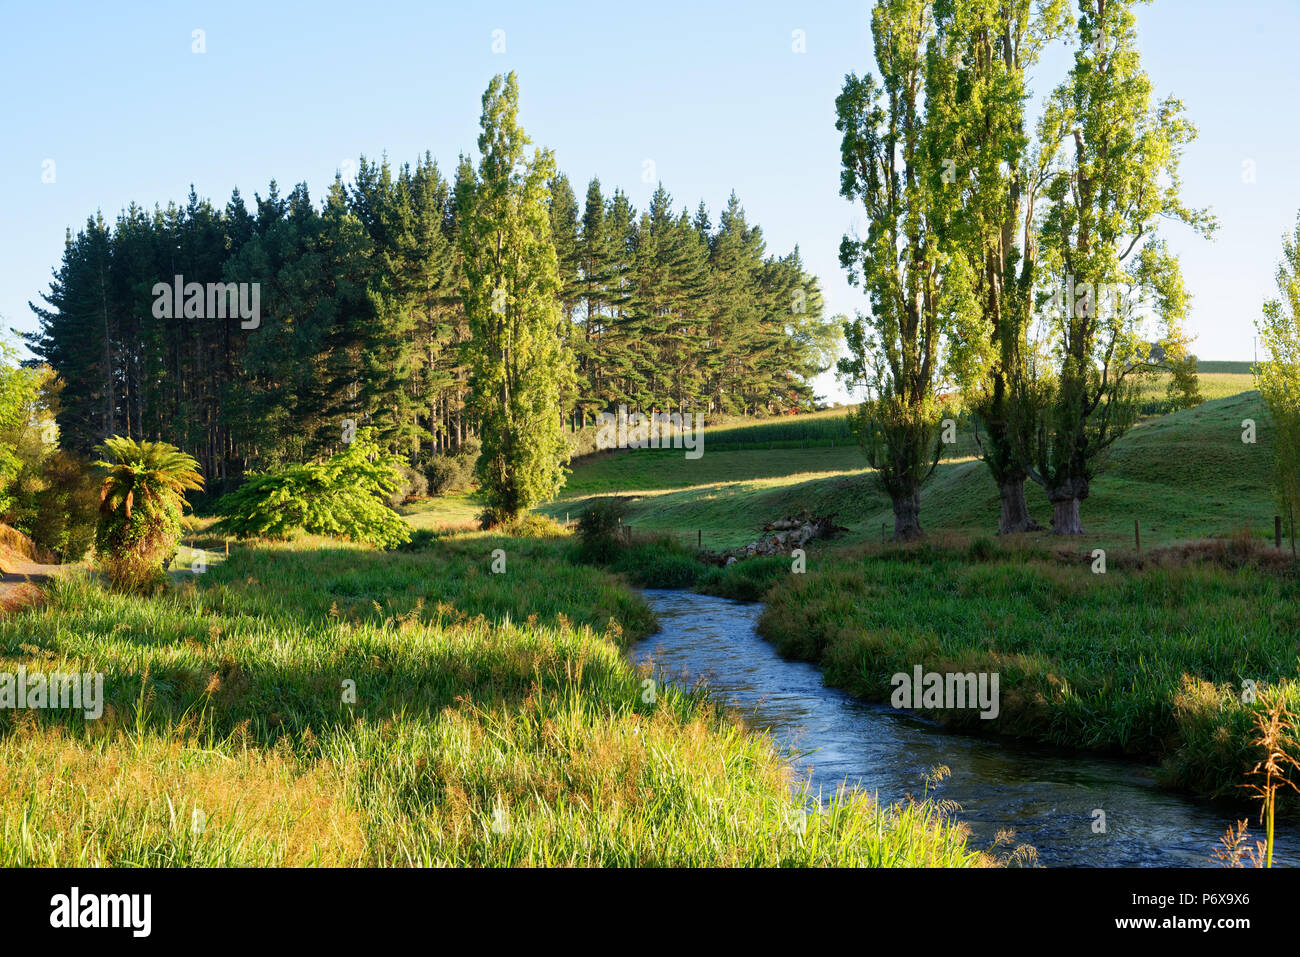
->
xmin=548 ymin=172 xmax=582 ymax=424
xmin=573 ymin=177 xmax=610 ymax=427
xmin=708 ymin=193 xmax=766 ymax=415
xmin=600 ymin=189 xmax=639 ymax=409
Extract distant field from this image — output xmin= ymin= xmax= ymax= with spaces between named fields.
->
xmin=1138 ymin=370 xmax=1254 ymax=405
xmin=401 ymin=494 xmax=481 ymax=531
xmin=563 ymin=363 xmax=1258 ymax=459
xmin=541 ymin=390 xmax=1282 ymax=551
xmin=402 ymin=364 xmax=1276 ymax=551
xmin=1196 ymin=360 xmax=1255 ymax=375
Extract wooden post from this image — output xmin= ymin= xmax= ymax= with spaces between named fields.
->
xmin=697 ymin=529 xmax=701 ymax=549
xmin=881 ymin=522 xmax=886 ymax=544
xmin=1134 ymin=520 xmax=1141 ymax=556
xmin=1276 ymin=515 xmax=1284 ymax=549
xmin=225 ymin=539 xmax=229 ymax=558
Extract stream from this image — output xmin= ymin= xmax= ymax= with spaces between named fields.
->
xmin=632 ymin=588 xmax=1300 ymax=868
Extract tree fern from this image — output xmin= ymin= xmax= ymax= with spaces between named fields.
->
xmin=93 ymin=436 xmax=203 ymax=591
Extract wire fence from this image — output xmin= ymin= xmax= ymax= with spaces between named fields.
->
xmin=617 ymin=526 xmax=703 ymax=549
xmin=558 ymin=512 xmax=1300 ymax=558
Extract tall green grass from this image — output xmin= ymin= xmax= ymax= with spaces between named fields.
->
xmin=0 ymin=534 xmax=980 ymax=867
xmin=757 ymin=540 xmax=1300 ymax=800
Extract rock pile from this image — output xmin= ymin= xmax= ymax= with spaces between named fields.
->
xmin=717 ymin=512 xmax=848 ymax=565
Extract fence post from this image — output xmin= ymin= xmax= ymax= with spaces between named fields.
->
xmin=1135 ymin=520 xmax=1140 ymax=556
xmin=697 ymin=529 xmax=701 ymax=549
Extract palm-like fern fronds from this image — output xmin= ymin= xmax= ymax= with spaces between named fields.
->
xmin=94 ymin=437 xmax=203 ymax=518
xmin=92 ymin=436 xmax=203 ymax=591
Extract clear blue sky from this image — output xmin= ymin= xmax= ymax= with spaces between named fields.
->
xmin=3 ymin=0 xmax=1297 ymax=402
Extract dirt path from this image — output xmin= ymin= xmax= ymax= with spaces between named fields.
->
xmin=0 ymin=559 xmax=70 ymax=611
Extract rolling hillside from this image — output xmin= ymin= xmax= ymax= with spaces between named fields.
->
xmin=536 ymin=390 xmax=1282 ymax=551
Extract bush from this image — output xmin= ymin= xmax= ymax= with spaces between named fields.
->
xmin=506 ymin=514 xmax=568 ymax=538
xmin=573 ymin=498 xmax=629 ymax=564
xmin=94 ymin=437 xmax=204 ymax=592
xmin=214 ymin=430 xmax=411 ymax=549
xmin=29 ymin=452 xmax=98 ymax=563
xmin=386 ymin=464 xmax=429 ymax=508
xmin=567 ymin=500 xmax=712 ymax=588
xmin=426 ymin=437 xmax=480 ymax=495
xmin=396 ymin=528 xmax=445 ymax=552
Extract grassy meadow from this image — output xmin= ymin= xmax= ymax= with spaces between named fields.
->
xmin=1 ymin=367 xmax=1291 ymax=866
xmin=0 ymin=531 xmax=980 ymax=867
xmin=545 ymin=389 xmax=1281 ymax=552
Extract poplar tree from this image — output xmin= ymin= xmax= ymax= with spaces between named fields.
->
xmin=928 ymin=0 xmax=1070 ymax=533
xmin=1029 ymin=0 xmax=1214 ymax=533
xmin=836 ymin=0 xmax=973 ymax=540
xmin=457 ymin=73 xmax=575 ymax=525
xmin=1257 ymin=213 xmax=1300 ymax=539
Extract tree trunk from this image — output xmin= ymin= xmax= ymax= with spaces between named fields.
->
xmin=1050 ymin=495 xmax=1084 ymax=535
xmin=1042 ymin=475 xmax=1089 ymax=535
xmin=892 ymin=490 xmax=923 ymax=541
xmin=998 ymin=476 xmax=1043 ymax=535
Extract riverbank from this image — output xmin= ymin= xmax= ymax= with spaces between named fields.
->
xmin=0 ymin=532 xmax=980 ymax=866
xmin=579 ymin=533 xmax=1300 ymax=805
xmin=754 ymin=539 xmax=1300 ymax=802
xmin=633 ymin=587 xmax=1300 ymax=866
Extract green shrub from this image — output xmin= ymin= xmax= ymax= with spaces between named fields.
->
xmin=214 ymin=430 xmax=411 ymax=549
xmin=573 ymin=498 xmax=628 ymax=564
xmin=507 ymin=513 xmax=568 ymax=538
xmin=93 ymin=437 xmax=204 ymax=591
xmin=29 ymin=452 xmax=98 ymax=563
xmin=426 ymin=438 xmax=480 ymax=495
xmin=387 ymin=464 xmax=429 ymax=508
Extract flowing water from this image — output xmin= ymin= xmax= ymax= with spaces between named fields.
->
xmin=633 ymin=589 xmax=1299 ymax=867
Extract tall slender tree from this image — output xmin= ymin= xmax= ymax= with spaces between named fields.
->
xmin=1028 ymin=0 xmax=1214 ymax=533
xmin=836 ymin=0 xmax=973 ymax=540
xmin=457 ymin=73 xmax=575 ymax=525
xmin=929 ymin=0 xmax=1070 ymax=533
xmin=1256 ymin=213 xmax=1300 ymax=541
